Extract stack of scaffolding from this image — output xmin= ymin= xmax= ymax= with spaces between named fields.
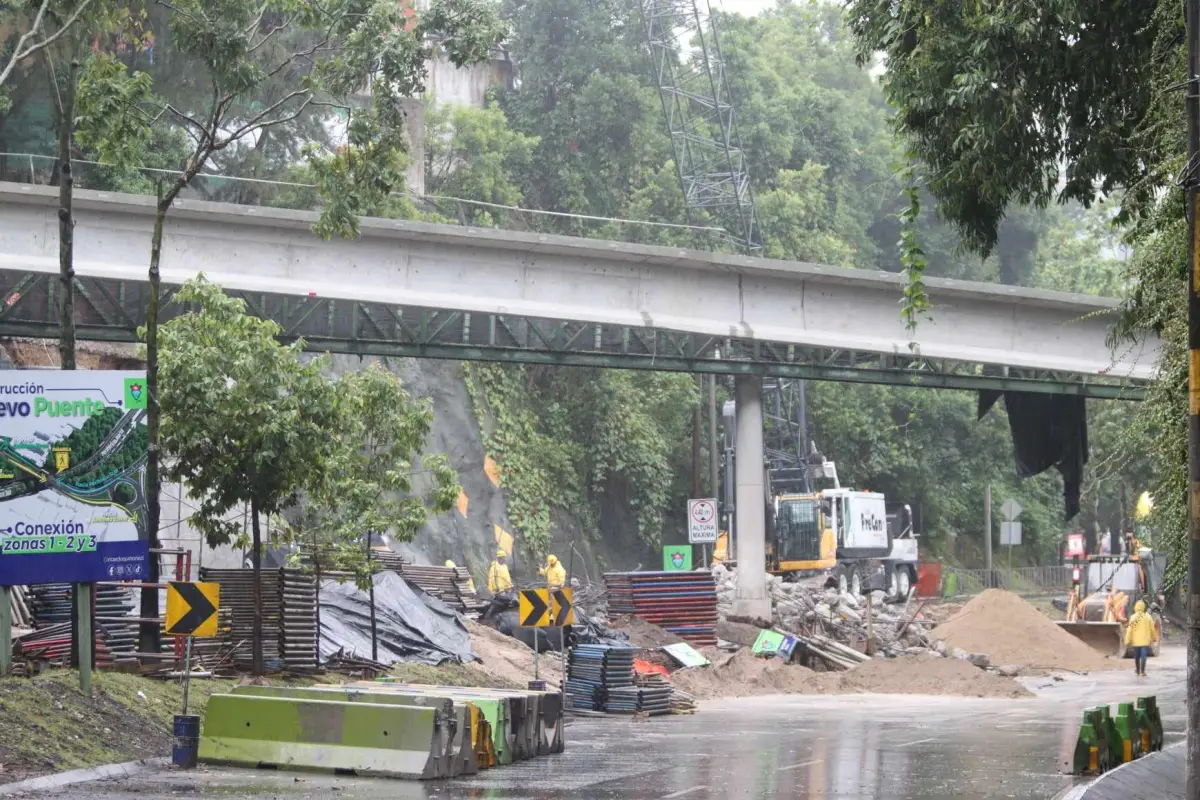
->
xmin=29 ymin=584 xmax=73 ymax=625
xmin=200 ymin=568 xmax=283 ymax=671
xmin=94 ymin=584 xmax=138 ymax=665
xmin=199 ymin=567 xmax=318 ymax=672
xmin=565 ymin=644 xmax=636 ymax=712
xmin=396 ymin=563 xmax=485 ymax=614
xmin=280 ymin=569 xmax=318 ymax=671
xmin=604 ymin=571 xmax=718 ymax=646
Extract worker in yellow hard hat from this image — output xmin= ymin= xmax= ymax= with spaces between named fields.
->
xmin=445 ymin=559 xmax=476 ymax=594
xmin=488 ymin=549 xmax=513 ymax=594
xmin=1124 ymin=600 xmax=1160 ymax=677
xmin=539 ymin=554 xmax=566 ymax=589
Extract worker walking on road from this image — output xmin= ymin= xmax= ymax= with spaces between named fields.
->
xmin=488 ymin=549 xmax=513 ymax=594
xmin=539 ymin=554 xmax=566 ymax=589
xmin=1124 ymin=600 xmax=1159 ymax=677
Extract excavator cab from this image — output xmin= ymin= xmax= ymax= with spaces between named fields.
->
xmin=770 ymin=494 xmax=837 ymax=573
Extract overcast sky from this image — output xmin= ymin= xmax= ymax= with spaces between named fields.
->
xmin=719 ymin=0 xmax=780 ymax=15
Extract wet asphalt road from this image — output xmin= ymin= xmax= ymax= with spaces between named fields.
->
xmin=32 ymin=647 xmax=1186 ymax=800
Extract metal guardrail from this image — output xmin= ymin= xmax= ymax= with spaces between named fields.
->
xmin=941 ymin=566 xmax=1075 ymax=597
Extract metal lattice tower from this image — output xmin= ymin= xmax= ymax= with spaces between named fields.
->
xmin=638 ymin=0 xmax=762 ymax=253
xmin=763 ymin=377 xmax=811 ymax=494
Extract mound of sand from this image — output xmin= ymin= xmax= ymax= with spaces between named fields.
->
xmin=933 ymin=589 xmax=1115 ymax=672
xmin=464 ymin=620 xmax=560 ymax=690
xmin=839 ymin=655 xmax=1032 ymax=699
xmin=667 ymin=649 xmax=1030 ymax=700
xmin=668 ymin=648 xmax=840 ymax=698
xmin=607 ymin=615 xmax=686 ymax=648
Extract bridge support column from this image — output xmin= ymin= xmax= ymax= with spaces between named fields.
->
xmin=733 ymin=375 xmax=770 ymax=621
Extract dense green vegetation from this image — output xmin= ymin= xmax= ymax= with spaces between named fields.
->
xmin=846 ymin=0 xmax=1181 ymax=575
xmin=447 ymin=0 xmax=1145 ymax=565
xmin=0 ymin=0 xmax=1155 ymax=568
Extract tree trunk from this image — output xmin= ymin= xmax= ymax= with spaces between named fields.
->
xmin=56 ymin=60 xmax=82 ymax=668
xmin=138 ymin=194 xmax=168 ymax=660
xmin=57 ymin=61 xmax=77 ymax=371
xmin=251 ymin=499 xmax=263 ymax=676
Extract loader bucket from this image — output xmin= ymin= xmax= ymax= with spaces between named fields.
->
xmin=1055 ymin=621 xmax=1124 ymax=657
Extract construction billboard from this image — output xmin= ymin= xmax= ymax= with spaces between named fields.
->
xmin=0 ymin=370 xmax=150 ymax=585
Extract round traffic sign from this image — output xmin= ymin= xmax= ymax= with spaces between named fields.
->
xmin=691 ymin=500 xmax=715 ymax=523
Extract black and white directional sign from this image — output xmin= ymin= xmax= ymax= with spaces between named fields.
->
xmin=687 ymin=497 xmax=718 ymax=544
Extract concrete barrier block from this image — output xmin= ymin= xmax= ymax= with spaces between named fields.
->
xmin=199 ymin=695 xmax=443 ymax=779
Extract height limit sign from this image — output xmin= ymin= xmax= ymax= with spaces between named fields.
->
xmin=688 ymin=498 xmax=718 ymax=544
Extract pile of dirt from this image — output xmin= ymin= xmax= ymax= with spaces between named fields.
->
xmin=933 ymin=589 xmax=1116 ymax=671
xmin=607 ymin=615 xmax=686 ymax=648
xmin=838 ymin=655 xmax=1032 ymax=698
xmin=668 ymin=649 xmax=1030 ymax=701
xmin=464 ymin=620 xmax=560 ymax=690
xmin=668 ymin=649 xmax=840 ymax=699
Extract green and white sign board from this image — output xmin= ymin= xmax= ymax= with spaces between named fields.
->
xmin=0 ymin=371 xmax=150 ymax=585
xmin=663 ymin=545 xmax=692 ymax=571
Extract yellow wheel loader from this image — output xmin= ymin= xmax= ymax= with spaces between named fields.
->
xmin=1055 ymin=551 xmax=1165 ymax=658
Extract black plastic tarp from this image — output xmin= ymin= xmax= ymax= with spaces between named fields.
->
xmin=979 ymin=390 xmax=1088 ymax=520
xmin=319 ymin=570 xmax=477 ymax=666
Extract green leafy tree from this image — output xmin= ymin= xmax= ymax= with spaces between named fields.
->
xmin=424 ymin=100 xmax=539 ymax=225
xmin=0 ymin=0 xmax=98 ymax=100
xmin=306 ymin=362 xmax=460 ymax=586
xmin=155 ymin=276 xmax=340 ymax=676
xmin=71 ymin=0 xmax=503 ymax=653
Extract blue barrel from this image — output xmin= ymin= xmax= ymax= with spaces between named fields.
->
xmin=528 ymin=680 xmax=547 ymax=692
xmin=172 ymin=714 xmax=200 ymax=769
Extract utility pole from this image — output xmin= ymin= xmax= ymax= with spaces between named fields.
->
xmin=708 ymin=375 xmax=718 ymax=499
xmin=984 ymin=484 xmax=993 ymax=577
xmin=1186 ymin=0 xmax=1200 ymax=791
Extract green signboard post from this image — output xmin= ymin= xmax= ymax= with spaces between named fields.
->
xmin=663 ymin=545 xmax=692 ymax=571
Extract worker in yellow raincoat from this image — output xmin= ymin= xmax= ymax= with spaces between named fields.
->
xmin=539 ymin=554 xmax=567 ymax=589
xmin=488 ymin=549 xmax=513 ymax=594
xmin=1124 ymin=600 xmax=1159 ymax=677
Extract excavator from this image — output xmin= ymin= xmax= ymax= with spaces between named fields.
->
xmin=1056 ymin=544 xmax=1166 ymax=658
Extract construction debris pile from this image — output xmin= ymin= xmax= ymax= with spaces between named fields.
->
xmin=605 ymin=571 xmax=718 ymax=647
xmin=712 ymin=564 xmax=936 ymax=665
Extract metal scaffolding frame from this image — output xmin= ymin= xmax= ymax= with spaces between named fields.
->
xmin=637 ymin=0 xmax=762 ymax=253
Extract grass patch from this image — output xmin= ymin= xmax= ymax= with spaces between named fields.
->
xmin=0 ymin=670 xmax=236 ymax=783
xmin=389 ymin=661 xmax=523 ymax=690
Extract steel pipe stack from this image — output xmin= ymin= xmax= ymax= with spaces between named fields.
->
xmin=565 ymin=644 xmax=636 ymax=712
xmin=29 ymin=584 xmax=73 ymax=626
xmin=604 ymin=571 xmax=718 ymax=646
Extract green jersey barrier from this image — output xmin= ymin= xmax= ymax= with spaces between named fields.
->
xmin=198 ymin=694 xmax=445 ymax=779
xmin=228 ymin=685 xmax=475 ymax=776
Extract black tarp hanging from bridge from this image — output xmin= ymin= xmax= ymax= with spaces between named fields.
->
xmin=978 ymin=390 xmax=1089 ymax=520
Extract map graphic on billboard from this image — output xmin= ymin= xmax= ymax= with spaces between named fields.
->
xmin=0 ymin=371 xmax=150 ymax=585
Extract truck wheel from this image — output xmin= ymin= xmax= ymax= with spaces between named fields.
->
xmin=895 ymin=567 xmax=912 ymax=600
xmin=837 ymin=572 xmax=848 ymax=595
xmin=849 ymin=567 xmax=862 ymax=597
